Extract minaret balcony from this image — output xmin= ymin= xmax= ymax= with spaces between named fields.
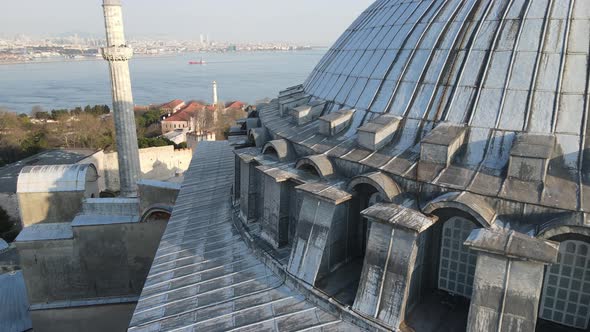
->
xmin=101 ymin=46 xmax=133 ymax=61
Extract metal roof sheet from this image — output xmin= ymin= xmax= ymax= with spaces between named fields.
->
xmin=16 ymin=164 xmax=97 ymax=194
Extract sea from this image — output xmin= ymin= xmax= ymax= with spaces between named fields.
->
xmin=0 ymin=50 xmax=327 ymax=114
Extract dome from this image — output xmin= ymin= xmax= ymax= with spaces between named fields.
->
xmin=304 ymin=0 xmax=589 ymax=135
xmin=258 ymin=0 xmax=590 ymax=212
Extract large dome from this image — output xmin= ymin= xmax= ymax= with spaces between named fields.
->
xmin=256 ymin=0 xmax=590 ymax=212
xmin=305 ymin=0 xmax=588 ymax=135
xmin=234 ymin=1 xmax=590 ymax=331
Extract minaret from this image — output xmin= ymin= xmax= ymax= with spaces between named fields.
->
xmin=212 ymin=81 xmax=218 ymax=106
xmin=101 ymin=0 xmax=141 ymax=197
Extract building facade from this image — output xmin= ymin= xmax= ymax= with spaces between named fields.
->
xmin=232 ymin=0 xmax=590 ymax=331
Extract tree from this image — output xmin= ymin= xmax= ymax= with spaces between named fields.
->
xmin=138 ymin=137 xmax=175 ymax=149
xmin=51 ymin=109 xmax=69 ymax=120
xmin=31 ymin=106 xmax=50 ymax=120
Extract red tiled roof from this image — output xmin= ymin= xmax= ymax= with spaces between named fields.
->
xmin=160 ymin=99 xmax=185 ymax=110
xmin=226 ymin=101 xmax=246 ymax=109
xmin=163 ymin=101 xmax=205 ymax=122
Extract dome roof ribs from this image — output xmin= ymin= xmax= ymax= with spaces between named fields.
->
xmin=255 ymin=0 xmax=590 ymax=213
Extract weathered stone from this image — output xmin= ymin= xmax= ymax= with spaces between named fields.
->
xmin=248 ymin=127 xmax=269 ymax=148
xmin=353 ymin=204 xmax=436 ymax=330
xmin=423 ymin=192 xmax=497 ymax=228
xmin=357 ymin=114 xmax=402 ymax=151
xmin=239 ymin=155 xmax=260 ymax=222
xmin=465 ymin=229 xmax=559 ymax=332
xmin=347 ymin=172 xmax=401 ymax=202
xmin=507 ymin=133 xmax=555 ymax=183
xmin=295 ymin=154 xmax=335 ymax=179
xmin=420 ymin=123 xmax=467 ymax=165
xmin=291 ymin=100 xmax=327 ymax=125
xmin=262 ymin=139 xmax=296 ymax=162
xmin=318 ymin=109 xmax=355 ymax=136
xmin=102 ymin=0 xmax=141 ymax=197
xmin=279 ymin=94 xmax=311 ymax=117
xmin=464 ymin=228 xmax=559 ymax=264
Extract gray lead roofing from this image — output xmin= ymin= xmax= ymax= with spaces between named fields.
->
xmin=129 ymin=142 xmax=358 ymax=331
xmin=262 ymin=0 xmax=590 ymax=213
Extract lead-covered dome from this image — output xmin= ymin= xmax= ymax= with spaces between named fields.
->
xmin=305 ymin=0 xmax=588 ymax=135
xmin=258 ymin=0 xmax=590 ymax=212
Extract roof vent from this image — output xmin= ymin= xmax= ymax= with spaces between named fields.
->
xmin=420 ymin=123 xmax=467 ymax=166
xmin=291 ymin=100 xmax=326 ymax=125
xmin=278 ymin=94 xmax=310 ymax=117
xmin=357 ymin=114 xmax=402 ymax=151
xmin=318 ymin=109 xmax=356 ymax=136
xmin=508 ymin=134 xmax=555 ymax=182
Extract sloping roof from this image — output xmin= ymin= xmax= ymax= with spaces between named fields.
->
xmin=226 ymin=101 xmax=246 ymax=109
xmin=160 ymin=99 xmax=185 ymax=110
xmin=129 ymin=141 xmax=358 ymax=331
xmin=0 ymin=271 xmax=32 ymax=332
xmin=304 ymin=0 xmax=589 ymax=135
xmin=162 ymin=101 xmax=204 ymax=122
xmin=0 ymin=149 xmax=100 ymax=193
xmin=17 ymin=163 xmax=98 ymax=193
xmin=261 ymin=0 xmax=590 ymax=213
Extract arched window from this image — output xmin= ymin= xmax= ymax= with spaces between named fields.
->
xmin=438 ymin=216 xmax=478 ymax=298
xmin=539 ymin=240 xmax=590 ymax=329
xmin=263 ymin=146 xmax=279 ymax=161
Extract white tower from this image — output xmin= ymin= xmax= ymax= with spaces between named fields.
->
xmin=212 ymin=81 xmax=218 ymax=106
xmin=101 ymin=0 xmax=141 ymax=197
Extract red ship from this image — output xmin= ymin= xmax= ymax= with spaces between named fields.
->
xmin=189 ymin=58 xmax=206 ymax=65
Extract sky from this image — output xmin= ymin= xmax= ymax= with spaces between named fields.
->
xmin=0 ymin=0 xmax=375 ymax=45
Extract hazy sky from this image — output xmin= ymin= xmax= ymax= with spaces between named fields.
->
xmin=0 ymin=0 xmax=374 ymax=45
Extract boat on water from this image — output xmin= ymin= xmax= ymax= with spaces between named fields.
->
xmin=189 ymin=58 xmax=206 ymax=65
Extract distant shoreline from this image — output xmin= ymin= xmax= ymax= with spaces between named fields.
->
xmin=0 ymin=49 xmax=327 ymax=66
xmin=0 ymin=54 xmax=178 ymax=66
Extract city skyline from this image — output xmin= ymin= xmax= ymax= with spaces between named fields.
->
xmin=0 ymin=0 xmax=374 ymax=45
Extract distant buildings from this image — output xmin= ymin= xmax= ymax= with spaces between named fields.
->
xmin=160 ymin=101 xmax=205 ymax=134
xmin=159 ymin=99 xmax=185 ymax=114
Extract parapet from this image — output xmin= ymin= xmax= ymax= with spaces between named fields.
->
xmin=15 ymin=223 xmax=73 ymax=242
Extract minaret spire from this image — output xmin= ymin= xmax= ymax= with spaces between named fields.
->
xmin=212 ymin=81 xmax=218 ymax=106
xmin=101 ymin=0 xmax=141 ymax=197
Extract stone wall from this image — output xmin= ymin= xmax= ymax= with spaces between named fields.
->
xmin=30 ymin=302 xmax=136 ymax=332
xmin=16 ymin=219 xmax=166 ymax=330
xmin=137 ymin=180 xmax=181 ymax=217
xmin=0 ymin=193 xmax=19 ymax=224
xmin=101 ymin=146 xmax=192 ymax=192
xmin=17 ymin=192 xmax=85 ymax=227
